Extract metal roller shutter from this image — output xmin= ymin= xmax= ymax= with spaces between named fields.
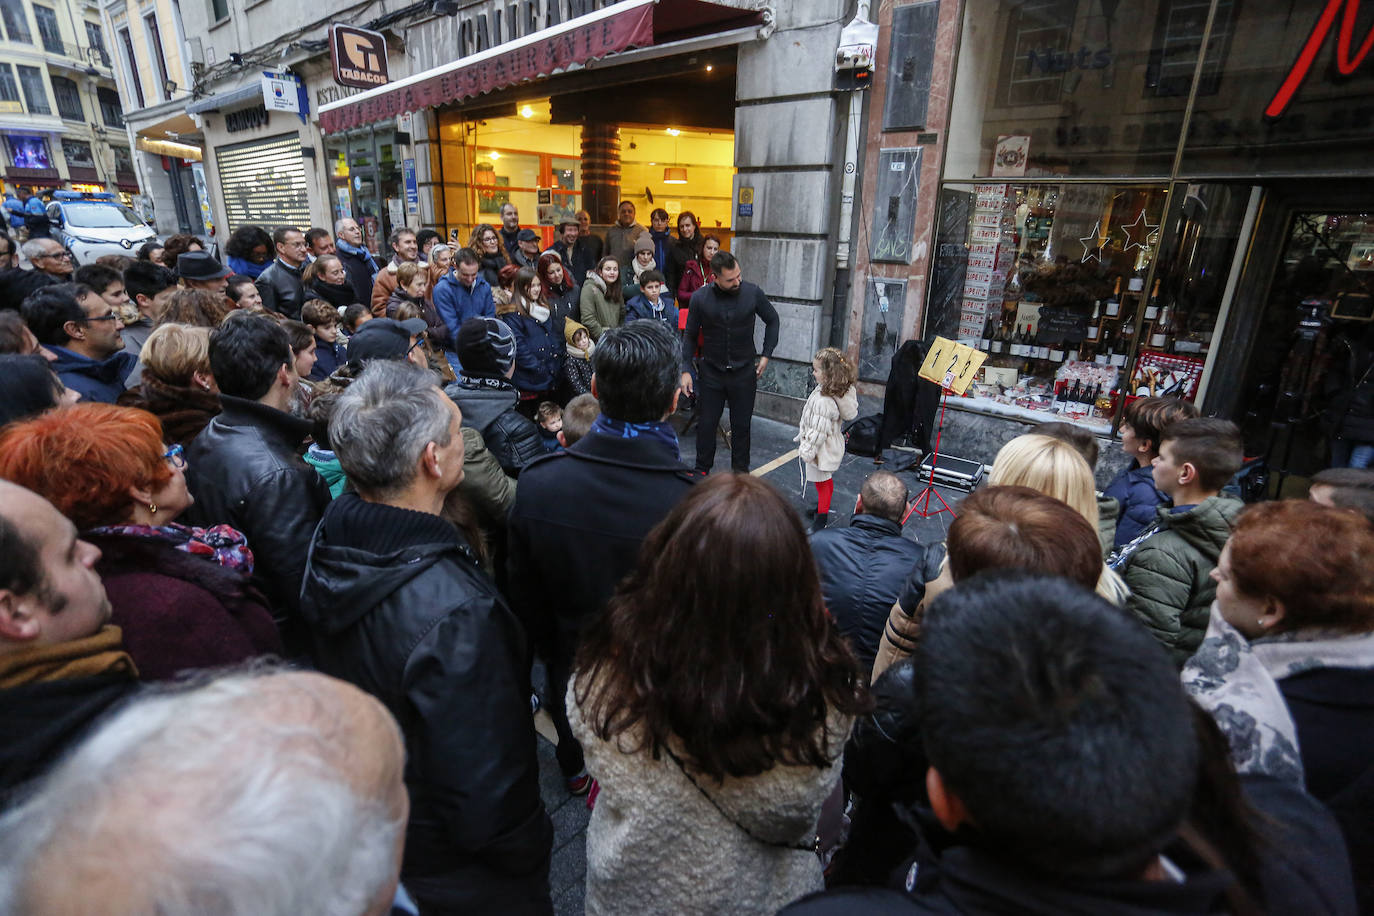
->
xmin=215 ymin=132 xmax=310 ymax=231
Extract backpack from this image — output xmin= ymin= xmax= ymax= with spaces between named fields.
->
xmin=843 ymin=414 xmax=883 ymax=457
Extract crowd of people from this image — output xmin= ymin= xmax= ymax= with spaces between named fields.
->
xmin=0 ymin=205 xmax=1371 ymax=916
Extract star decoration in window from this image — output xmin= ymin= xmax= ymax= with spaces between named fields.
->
xmin=1079 ymin=221 xmax=1105 ymax=263
xmin=1118 ymin=210 xmax=1159 ymax=252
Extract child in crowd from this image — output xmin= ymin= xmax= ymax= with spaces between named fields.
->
xmin=1109 ymin=417 xmax=1244 ymax=664
xmin=1309 ymin=466 xmax=1374 ymax=524
xmin=624 ymin=269 xmax=678 ymax=330
xmin=796 ymin=347 xmax=859 ymax=531
xmin=386 ymin=262 xmax=428 ymax=319
xmin=622 ymin=235 xmax=657 ymax=300
xmin=536 ymin=401 xmax=563 ymax=453
xmin=563 ymin=319 xmax=595 ymax=396
xmin=341 ymin=303 xmax=371 ymax=336
xmin=1036 ymin=419 xmax=1116 ymax=557
xmin=559 ymin=392 xmax=600 ymax=448
xmin=301 ymin=299 xmax=347 ymax=382
xmin=1104 ymin=396 xmax=1200 ymax=548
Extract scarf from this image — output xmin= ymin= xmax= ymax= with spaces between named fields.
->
xmin=1183 ymin=605 xmax=1374 ymax=785
xmin=589 ymin=413 xmax=680 ymax=460
xmin=86 ymin=522 xmax=255 ymax=574
xmin=632 ymin=257 xmax=653 ymax=283
xmin=530 ymin=303 xmax=551 ymax=323
xmin=0 ymin=625 xmax=137 ymax=688
xmin=336 ymin=238 xmax=379 ymax=274
xmin=566 ymin=340 xmax=594 ymax=361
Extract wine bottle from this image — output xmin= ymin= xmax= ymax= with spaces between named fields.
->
xmin=1087 ymin=301 xmax=1101 ymax=341
xmin=1105 ymin=279 xmax=1122 ymax=317
xmin=990 ymin=323 xmax=1004 ymax=354
xmin=980 ymin=318 xmax=992 ymax=351
xmin=1144 ymin=278 xmax=1160 ymax=321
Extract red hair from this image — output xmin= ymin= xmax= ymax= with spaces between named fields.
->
xmin=1228 ymin=500 xmax=1374 ymax=634
xmin=0 ymin=403 xmax=171 ymax=530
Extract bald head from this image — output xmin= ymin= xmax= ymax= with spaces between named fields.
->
xmin=0 ymin=669 xmax=407 ymax=916
xmin=858 ymin=470 xmax=909 ymax=524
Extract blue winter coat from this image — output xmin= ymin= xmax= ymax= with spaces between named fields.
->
xmin=433 ymin=271 xmax=495 ymax=343
xmin=1104 ymin=463 xmax=1170 ymax=548
xmin=48 ymin=345 xmax=137 ymax=404
xmin=309 ymin=336 xmax=348 ymax=381
xmin=625 ymin=292 xmax=679 ymax=329
xmin=499 ymin=308 xmax=561 ymax=395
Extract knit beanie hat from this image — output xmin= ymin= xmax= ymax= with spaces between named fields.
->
xmin=563 ymin=318 xmax=589 ymax=345
xmin=633 ymin=235 xmax=655 ymax=255
xmin=456 ymin=316 xmax=516 ymax=377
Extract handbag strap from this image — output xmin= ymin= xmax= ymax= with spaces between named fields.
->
xmin=661 ymin=744 xmax=818 ymax=853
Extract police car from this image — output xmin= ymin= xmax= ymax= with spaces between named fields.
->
xmin=46 ymin=191 xmax=157 ymax=265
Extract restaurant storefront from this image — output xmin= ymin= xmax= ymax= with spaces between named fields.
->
xmin=924 ymin=0 xmax=1374 ymax=484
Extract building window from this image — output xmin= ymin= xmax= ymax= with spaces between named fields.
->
xmin=33 ymin=5 xmax=63 ymax=54
xmin=112 ymin=145 xmax=133 ymax=174
xmin=998 ymin=0 xmax=1077 ymax=107
xmin=144 ymin=13 xmax=171 ymax=100
xmin=51 ymin=75 xmax=83 ymax=120
xmin=0 ymin=0 xmax=29 ymax=43
xmin=97 ymin=87 xmax=123 ymax=127
xmin=0 ymin=64 xmax=19 ymax=105
xmin=17 ymin=65 xmax=50 ymax=115
xmin=210 ymin=0 xmax=229 ymax=23
xmin=85 ymin=21 xmax=108 ymax=67
xmin=118 ymin=26 xmax=144 ymax=107
xmin=1146 ymin=0 xmax=1237 ymax=98
xmin=62 ymin=138 xmax=95 ymax=168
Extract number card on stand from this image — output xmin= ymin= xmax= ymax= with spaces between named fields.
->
xmin=919 ymin=336 xmax=988 ymax=395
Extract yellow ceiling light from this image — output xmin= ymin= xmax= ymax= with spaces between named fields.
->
xmin=520 ymin=105 xmax=535 ymax=118
xmin=705 ymin=64 xmax=713 ymax=72
xmin=663 ymin=167 xmax=688 ymax=184
xmin=488 ymin=151 xmax=501 ymax=160
xmin=665 ymin=127 xmax=681 ymax=136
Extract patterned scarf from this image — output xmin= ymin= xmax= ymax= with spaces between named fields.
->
xmin=589 ymin=414 xmax=680 ymax=460
xmin=1183 ymin=604 xmax=1374 ymax=786
xmin=87 ymin=522 xmax=254 ymax=574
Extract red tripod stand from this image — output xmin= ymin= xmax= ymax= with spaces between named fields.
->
xmin=903 ymin=386 xmax=957 ymax=522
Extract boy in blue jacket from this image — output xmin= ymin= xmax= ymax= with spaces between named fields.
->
xmin=624 ymin=270 xmax=678 ymax=330
xmin=1104 ymin=396 xmax=1199 ymax=548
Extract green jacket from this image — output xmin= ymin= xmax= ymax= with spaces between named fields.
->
xmin=579 ymin=274 xmax=624 ymax=341
xmin=1121 ymin=495 xmax=1243 ymax=665
xmin=1097 ymin=493 xmax=1119 ymax=559
xmin=304 ymin=447 xmax=348 ymax=499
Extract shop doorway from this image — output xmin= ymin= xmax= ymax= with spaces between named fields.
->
xmin=1222 ymin=184 xmax=1374 ymax=492
xmin=326 ymin=130 xmax=405 ymax=259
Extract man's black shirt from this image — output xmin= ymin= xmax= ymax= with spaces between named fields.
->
xmin=681 ymin=280 xmax=780 ymax=372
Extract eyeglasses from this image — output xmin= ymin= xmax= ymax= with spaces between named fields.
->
xmin=405 ymin=332 xmax=427 ymax=357
xmin=82 ymin=312 xmax=120 ymax=323
xmin=164 ymin=444 xmax=187 ymax=469
xmin=39 ymin=250 xmax=73 ymax=260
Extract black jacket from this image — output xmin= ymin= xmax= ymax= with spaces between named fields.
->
xmin=810 ymin=515 xmax=925 ymax=675
xmin=300 ymin=494 xmax=553 ymax=913
xmin=336 ymin=245 xmax=377 ymax=307
xmin=255 ymin=259 xmax=306 ymax=319
xmin=506 ymin=427 xmax=695 ymax=666
xmin=664 ymin=237 xmax=698 ymax=304
xmin=681 ymin=279 xmax=780 ymax=372
xmin=307 ymin=278 xmax=359 ymax=311
xmin=181 ymin=394 xmax=331 ymax=650
xmin=0 ymin=674 xmax=137 ymax=806
xmin=571 ymin=234 xmax=602 ymax=283
xmin=879 ymin=339 xmax=940 ymax=455
xmin=444 ymin=376 xmax=544 ymax=476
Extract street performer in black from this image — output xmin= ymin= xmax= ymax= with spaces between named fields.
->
xmin=680 ymin=251 xmax=779 ymax=473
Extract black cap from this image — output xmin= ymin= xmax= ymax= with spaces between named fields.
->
xmin=177 ymin=251 xmax=231 ymax=280
xmin=346 ymin=317 xmax=427 ymax=363
xmin=517 ymin=228 xmax=539 ymax=242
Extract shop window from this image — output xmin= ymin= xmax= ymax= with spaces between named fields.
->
xmin=17 ymin=65 xmax=50 ymax=115
xmin=215 ymin=132 xmax=310 ymax=231
xmin=0 ymin=0 xmax=30 ymax=43
xmin=33 ymin=5 xmax=62 ymax=54
xmin=98 ymin=87 xmax=123 ymax=128
xmin=51 ymin=75 xmax=83 ymax=121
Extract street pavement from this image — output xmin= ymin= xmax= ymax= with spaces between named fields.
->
xmin=531 ymin=409 xmax=969 ymax=915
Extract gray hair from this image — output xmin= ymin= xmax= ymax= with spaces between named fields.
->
xmin=429 ymin=243 xmax=451 ymax=260
xmin=0 ymin=670 xmax=404 ymax=916
xmin=330 ymin=359 xmax=451 ymax=498
xmin=20 ymin=238 xmax=58 ymax=260
xmin=333 ymin=216 xmax=357 ymax=234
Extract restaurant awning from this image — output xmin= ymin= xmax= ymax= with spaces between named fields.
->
xmin=318 ymin=0 xmax=765 ymax=134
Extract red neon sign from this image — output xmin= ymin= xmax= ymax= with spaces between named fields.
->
xmin=1266 ymin=0 xmax=1374 ymax=119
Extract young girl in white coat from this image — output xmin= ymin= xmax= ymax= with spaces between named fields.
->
xmin=795 ymin=347 xmax=858 ymax=531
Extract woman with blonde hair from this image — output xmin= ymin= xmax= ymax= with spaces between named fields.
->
xmin=872 ymin=434 xmax=1129 ymax=680
xmin=117 ymin=323 xmax=221 ymax=445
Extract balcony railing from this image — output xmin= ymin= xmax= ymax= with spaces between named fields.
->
xmin=45 ymin=42 xmax=112 ymax=71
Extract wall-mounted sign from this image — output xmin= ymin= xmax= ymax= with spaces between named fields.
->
xmin=1266 ymin=0 xmax=1372 ymax=119
xmin=225 ymin=104 xmax=269 ymax=133
xmin=331 ymin=24 xmax=390 ymax=89
xmin=403 ymin=158 xmax=418 ymax=215
xmin=261 ymin=71 xmax=308 ymax=124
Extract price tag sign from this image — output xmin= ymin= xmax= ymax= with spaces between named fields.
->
xmin=919 ymin=335 xmax=988 ymax=395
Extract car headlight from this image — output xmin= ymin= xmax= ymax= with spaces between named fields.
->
xmin=66 ymin=234 xmax=108 ymax=246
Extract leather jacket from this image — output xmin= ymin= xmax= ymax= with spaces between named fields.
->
xmin=301 ymin=494 xmax=553 ymax=911
xmin=181 ymin=394 xmax=331 ymax=651
xmin=254 ymin=259 xmax=306 ymax=319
